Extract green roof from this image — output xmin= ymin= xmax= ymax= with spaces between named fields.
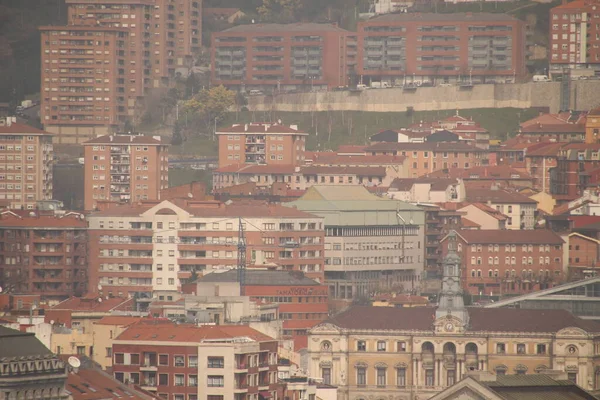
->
xmin=0 ymin=326 xmax=53 ymax=359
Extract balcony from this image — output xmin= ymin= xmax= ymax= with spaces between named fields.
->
xmin=259 ymin=362 xmax=269 ymax=371
xmin=140 ymin=363 xmax=158 ymax=372
xmin=140 ymin=381 xmax=157 ymax=391
xmin=235 ymin=363 xmax=248 ymax=372
xmin=234 ymin=383 xmax=249 ymax=393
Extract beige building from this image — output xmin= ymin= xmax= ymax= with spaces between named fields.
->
xmin=82 ymin=134 xmax=169 ymax=210
xmin=465 ymin=187 xmax=537 ymax=230
xmin=0 ymin=119 xmax=53 ymax=209
xmin=456 ymin=203 xmax=507 ymax=230
xmin=308 ymin=234 xmax=600 ymax=400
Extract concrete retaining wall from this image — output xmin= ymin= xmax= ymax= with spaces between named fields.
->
xmin=247 ymin=81 xmax=600 ymax=113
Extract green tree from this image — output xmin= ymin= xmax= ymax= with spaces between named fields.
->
xmin=171 ymin=121 xmax=183 ymax=145
xmin=184 ymin=72 xmax=200 ymax=99
xmin=185 ymin=85 xmax=235 ymax=136
xmin=258 ymin=0 xmax=302 ymax=22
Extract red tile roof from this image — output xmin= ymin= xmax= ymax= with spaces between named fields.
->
xmin=310 ymin=153 xmax=406 ymax=165
xmin=0 ymin=211 xmax=87 ymax=228
xmin=466 ymin=188 xmax=538 ymax=204
xmin=214 ymin=164 xmax=297 ymax=174
xmin=204 ymin=7 xmax=242 ymax=17
xmin=116 ymin=322 xmax=274 ymax=342
xmin=336 ymin=145 xmax=367 ymax=154
xmin=51 ymin=297 xmax=135 ymax=313
xmin=94 ymin=316 xmax=146 ymax=326
xmin=453 ymin=229 xmax=564 ymax=244
xmin=301 ymin=166 xmax=386 ymax=176
xmin=552 ymin=0 xmax=587 ymax=10
xmin=65 ymin=367 xmax=152 ymax=400
xmin=423 ymin=165 xmax=532 ymax=180
xmin=0 ymin=123 xmax=50 ymax=135
xmin=324 ymin=305 xmax=600 ymax=333
xmin=83 ymin=134 xmax=163 ymax=145
xmin=461 ymin=218 xmax=481 ymax=228
xmin=217 ymin=123 xmax=307 ymax=134
xmin=365 ymin=141 xmax=485 ymax=152
xmin=464 ymin=203 xmax=508 ymax=220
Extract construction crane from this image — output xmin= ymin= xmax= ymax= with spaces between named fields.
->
xmin=237 ymin=217 xmax=247 ymax=296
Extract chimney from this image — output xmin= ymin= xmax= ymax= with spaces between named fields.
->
xmin=6 ymin=117 xmax=11 ymax=127
xmin=244 ymin=123 xmax=248 ymax=131
xmin=109 ymin=136 xmax=113 ymax=142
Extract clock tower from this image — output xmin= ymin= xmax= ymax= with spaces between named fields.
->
xmin=435 ymin=230 xmax=469 ymax=328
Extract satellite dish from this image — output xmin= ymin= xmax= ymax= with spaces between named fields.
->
xmin=68 ymin=356 xmax=81 ymax=369
xmin=98 ymin=298 xmax=103 ymax=303
xmin=97 ymin=284 xmax=102 ymax=291
xmin=0 ymin=286 xmax=3 ymax=293
xmin=31 ymin=305 xmax=37 ymax=311
xmin=50 ymin=320 xmax=55 ymax=325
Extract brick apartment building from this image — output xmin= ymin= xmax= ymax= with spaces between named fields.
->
xmin=0 ymin=209 xmax=87 ymax=302
xmin=519 ymin=111 xmax=587 ymax=142
xmin=211 ymin=23 xmax=356 ymax=91
xmin=41 ymin=0 xmax=202 ymax=142
xmin=567 ymin=232 xmax=600 ymax=280
xmin=112 ymin=322 xmax=284 ymax=400
xmin=549 ymin=0 xmax=600 ymax=78
xmin=357 ymin=12 xmax=525 ymax=84
xmin=217 ymin=123 xmax=308 ymax=168
xmin=364 ymin=141 xmax=490 ymax=178
xmin=550 ymin=144 xmax=600 ymax=199
xmin=443 ymin=229 xmax=565 ymax=296
xmin=86 ymin=199 xmax=324 ymax=300
xmin=185 ymin=269 xmax=329 ymax=349
xmin=0 ymin=120 xmax=54 ymax=210
xmin=82 ymin=134 xmax=169 ymax=211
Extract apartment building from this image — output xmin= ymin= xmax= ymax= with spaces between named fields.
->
xmin=288 ymin=186 xmax=425 ymax=301
xmin=567 ymin=232 xmax=600 ymax=280
xmin=520 ymin=111 xmax=587 ymax=142
xmin=211 ymin=23 xmax=356 ymax=91
xmin=444 ymin=229 xmax=565 ymax=296
xmin=217 ymin=123 xmax=308 ymax=168
xmin=465 ymin=187 xmax=537 ymax=229
xmin=86 ymin=199 xmax=324 ymax=300
xmin=365 ymin=141 xmax=489 ymax=178
xmin=549 ymin=0 xmax=600 ymax=77
xmin=39 ymin=24 xmax=131 ymax=143
xmin=357 ymin=12 xmax=525 ymax=84
xmin=0 ymin=209 xmax=87 ymax=302
xmin=112 ymin=322 xmax=284 ymax=400
xmin=550 ymin=144 xmax=600 ymax=198
xmin=0 ymin=120 xmax=53 ymax=209
xmin=41 ymin=0 xmax=202 ymax=141
xmin=187 ymin=269 xmax=328 ymax=349
xmin=82 ymin=134 xmax=169 ymax=211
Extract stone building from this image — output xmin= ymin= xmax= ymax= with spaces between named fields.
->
xmin=307 ymin=233 xmax=600 ymax=400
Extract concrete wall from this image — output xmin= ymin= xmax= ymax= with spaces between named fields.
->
xmin=248 ymin=81 xmax=600 ymax=114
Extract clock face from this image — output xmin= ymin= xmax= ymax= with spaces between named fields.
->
xmin=445 ymin=323 xmax=454 ymax=332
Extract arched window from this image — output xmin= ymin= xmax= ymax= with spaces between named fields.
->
xmin=488 ymin=269 xmax=493 ymax=278
xmin=494 ymin=244 xmax=499 ymax=252
xmin=471 ymin=269 xmax=476 ymax=278
xmin=488 ymin=257 xmax=493 ymax=264
xmin=505 ymin=256 xmax=510 ymax=264
xmin=511 ymin=257 xmax=516 ymax=265
xmin=494 ymin=257 xmax=499 ymax=265
xmin=477 ymin=257 xmax=482 ymax=265
xmin=477 ymin=269 xmax=482 ymax=277
xmin=471 ymin=256 xmax=476 ymax=265
xmin=494 ymin=269 xmax=499 ymax=277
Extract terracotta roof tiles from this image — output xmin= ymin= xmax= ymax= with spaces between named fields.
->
xmin=84 ymin=134 xmax=164 ymax=145
xmin=453 ymin=229 xmax=564 ymax=244
xmin=217 ymin=123 xmax=307 ymax=134
xmin=116 ymin=322 xmax=274 ymax=342
xmin=0 ymin=123 xmax=50 ymax=135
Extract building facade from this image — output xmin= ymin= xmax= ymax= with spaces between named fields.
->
xmin=357 ymin=12 xmax=525 ymax=84
xmin=86 ymin=199 xmax=325 ymax=300
xmin=82 ymin=134 xmax=169 ymax=211
xmin=307 ymin=235 xmax=600 ymax=400
xmin=217 ymin=123 xmax=308 ymax=168
xmin=0 ymin=210 xmax=87 ymax=302
xmin=0 ymin=120 xmax=53 ymax=209
xmin=465 ymin=188 xmax=537 ymax=230
xmin=41 ymin=0 xmax=202 ymax=141
xmin=211 ymin=23 xmax=356 ymax=91
xmin=444 ymin=229 xmax=565 ymax=296
xmin=287 ymin=186 xmax=425 ymax=301
xmin=549 ymin=0 xmax=600 ymax=78
xmin=112 ymin=322 xmax=283 ymax=400
xmin=0 ymin=326 xmax=68 ymax=400
xmin=364 ymin=142 xmax=490 ymax=178
xmin=550 ymin=145 xmax=600 ymax=199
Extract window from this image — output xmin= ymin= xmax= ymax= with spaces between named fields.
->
xmin=357 ymin=340 xmax=366 ymax=351
xmin=174 ymin=355 xmax=184 ymax=367
xmin=106 ymin=347 xmax=112 ymax=357
xmin=447 ymin=370 xmax=456 ymax=386
xmin=188 ymin=356 xmax=198 ymax=367
xmin=568 ymin=372 xmax=577 ymax=383
xmin=159 ymin=354 xmax=168 ymax=365
xmin=496 ymin=343 xmax=506 ymax=354
xmin=377 ymin=341 xmax=386 ymax=352
xmin=397 ymin=341 xmax=406 ymax=352
xmin=189 ymin=375 xmax=198 ymax=387
xmin=77 ymin=346 xmax=85 ymax=355
xmin=174 ymin=374 xmax=185 ymax=386
xmin=425 ymin=369 xmax=434 ymax=386
xmin=322 ymin=367 xmax=331 ymax=385
xmin=207 ymin=375 xmax=224 ymax=387
xmin=208 ymin=357 xmax=224 ymax=368
xmin=396 ymin=368 xmax=406 ymax=387
xmin=159 ymin=373 xmax=168 ymax=386
xmin=115 ymin=353 xmax=124 ymax=364
xmin=376 ymin=367 xmax=386 ymax=387
xmin=536 ymin=344 xmax=546 ymax=354
xmin=357 ymin=367 xmax=366 ymax=386
xmin=130 ymin=353 xmax=140 ymax=365
xmin=517 ymin=343 xmax=526 ymax=354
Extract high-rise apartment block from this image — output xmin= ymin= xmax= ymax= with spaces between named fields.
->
xmin=0 ymin=119 xmax=54 ymax=210
xmin=211 ymin=23 xmax=357 ymax=92
xmin=82 ymin=134 xmax=169 ymax=211
xmin=86 ymin=199 xmax=324 ymax=300
xmin=40 ymin=0 xmax=202 ymax=143
xmin=549 ymin=0 xmax=600 ymax=78
xmin=216 ymin=123 xmax=308 ymax=168
xmin=357 ymin=13 xmax=525 ymax=84
xmin=0 ymin=209 xmax=88 ymax=302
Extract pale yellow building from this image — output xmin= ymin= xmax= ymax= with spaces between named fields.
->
xmin=308 ymin=234 xmax=600 ymax=400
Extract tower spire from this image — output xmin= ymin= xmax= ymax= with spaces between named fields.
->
xmin=436 ymin=231 xmax=469 ymax=327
